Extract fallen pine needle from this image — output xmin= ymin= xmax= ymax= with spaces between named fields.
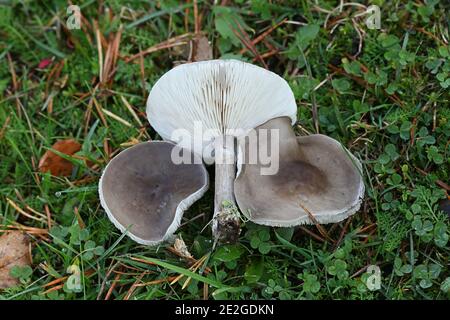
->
xmin=6 ymin=198 xmax=47 ymax=223
xmin=123 ymin=273 xmax=145 ymax=300
xmin=134 ymin=276 xmax=178 ymax=287
xmin=299 ymin=200 xmax=334 ymax=243
xmin=42 ymin=284 xmax=64 ymax=295
xmin=120 ymin=95 xmax=143 ymax=127
xmin=102 ymin=108 xmax=132 ymax=127
xmin=105 ymin=272 xmax=121 ymax=300
xmin=42 ymin=276 xmax=68 ymax=288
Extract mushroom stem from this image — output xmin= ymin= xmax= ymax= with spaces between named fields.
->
xmin=212 ymin=135 xmax=240 ymax=243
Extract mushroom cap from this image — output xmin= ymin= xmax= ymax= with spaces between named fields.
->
xmin=234 ymin=117 xmax=364 ymax=226
xmin=146 ymin=59 xmax=297 ymax=162
xmin=99 ymin=141 xmax=209 ymax=245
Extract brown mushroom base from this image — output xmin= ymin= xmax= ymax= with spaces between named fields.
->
xmin=212 ymin=136 xmax=241 ymax=243
xmin=212 ymin=197 xmax=241 ymax=244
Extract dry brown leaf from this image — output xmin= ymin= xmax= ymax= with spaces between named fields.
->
xmin=38 ymin=139 xmax=81 ymax=176
xmin=0 ymin=231 xmax=31 ymax=289
xmin=192 ymin=35 xmax=212 ymax=62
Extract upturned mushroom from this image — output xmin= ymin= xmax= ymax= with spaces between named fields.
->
xmin=99 ymin=141 xmax=208 ymax=245
xmin=146 ymin=59 xmax=297 ymax=242
xmin=234 ymin=116 xmax=365 ymax=226
xmin=99 ymin=60 xmax=364 ymax=247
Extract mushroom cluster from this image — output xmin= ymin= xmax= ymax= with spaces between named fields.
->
xmin=99 ymin=59 xmax=364 ymax=246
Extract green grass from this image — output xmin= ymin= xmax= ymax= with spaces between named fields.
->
xmin=0 ymin=0 xmax=449 ymax=300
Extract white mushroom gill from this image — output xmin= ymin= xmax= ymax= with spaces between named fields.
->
xmin=147 ymin=60 xmax=297 ymax=162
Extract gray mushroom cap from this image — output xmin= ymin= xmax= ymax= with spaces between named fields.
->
xmin=234 ymin=117 xmax=364 ymax=226
xmin=99 ymin=141 xmax=208 ymax=245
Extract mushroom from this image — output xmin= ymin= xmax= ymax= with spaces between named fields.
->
xmin=234 ymin=116 xmax=364 ymax=226
xmin=146 ymin=60 xmax=297 ymax=242
xmin=99 ymin=61 xmax=364 ymax=246
xmin=99 ymin=141 xmax=208 ymax=245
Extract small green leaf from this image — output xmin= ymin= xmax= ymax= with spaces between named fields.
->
xmin=429 ymin=264 xmax=441 ymax=279
xmin=400 ymin=264 xmax=412 ymax=274
xmin=244 ymin=257 xmax=264 ymax=283
xmin=387 ymin=124 xmax=399 ymax=134
xmin=386 ymin=83 xmax=398 ymax=95
xmin=411 ymin=204 xmax=421 ymax=214
xmin=84 ymin=240 xmax=96 ymax=250
xmin=250 ymin=236 xmax=261 ymax=249
xmin=343 ymin=60 xmax=361 ymax=75
xmin=385 ymin=144 xmax=399 ymax=160
xmin=422 ymin=220 xmax=433 ymax=232
xmin=425 ymin=58 xmax=442 ymax=72
xmin=438 ymin=46 xmax=449 ymax=58
xmin=379 ymin=34 xmax=400 ymax=48
xmin=390 ymin=173 xmax=402 ymax=185
xmin=275 ymin=227 xmax=294 ymax=242
xmin=295 ymin=24 xmax=320 ymax=50
xmin=10 ymin=265 xmax=33 ymax=280
xmin=434 ymin=222 xmax=449 ymax=247
xmin=213 ymin=244 xmax=244 ymax=262
xmin=300 ymin=273 xmax=321 ymax=294
xmin=427 ymin=146 xmax=444 ymax=164
xmin=413 ymin=264 xmax=428 ymax=279
xmin=214 ymin=7 xmax=249 ymax=47
xmin=441 ymin=277 xmax=450 ymax=293
xmin=258 ymin=228 xmax=270 ymax=242
xmin=258 ymin=241 xmax=271 ymax=255
xmin=332 ymin=78 xmax=351 ymax=93
xmin=436 ymin=72 xmax=447 ymax=82
xmin=94 ymin=246 xmax=105 ymax=256
xmin=378 ymin=153 xmax=390 ymax=165
xmin=49 ymin=226 xmax=69 ymax=240
xmin=79 ymin=228 xmax=90 ymax=241
xmin=400 ymin=121 xmax=411 ymax=140
xmin=82 ymin=251 xmax=94 ymax=261
xmin=419 ymin=279 xmax=432 ymax=289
